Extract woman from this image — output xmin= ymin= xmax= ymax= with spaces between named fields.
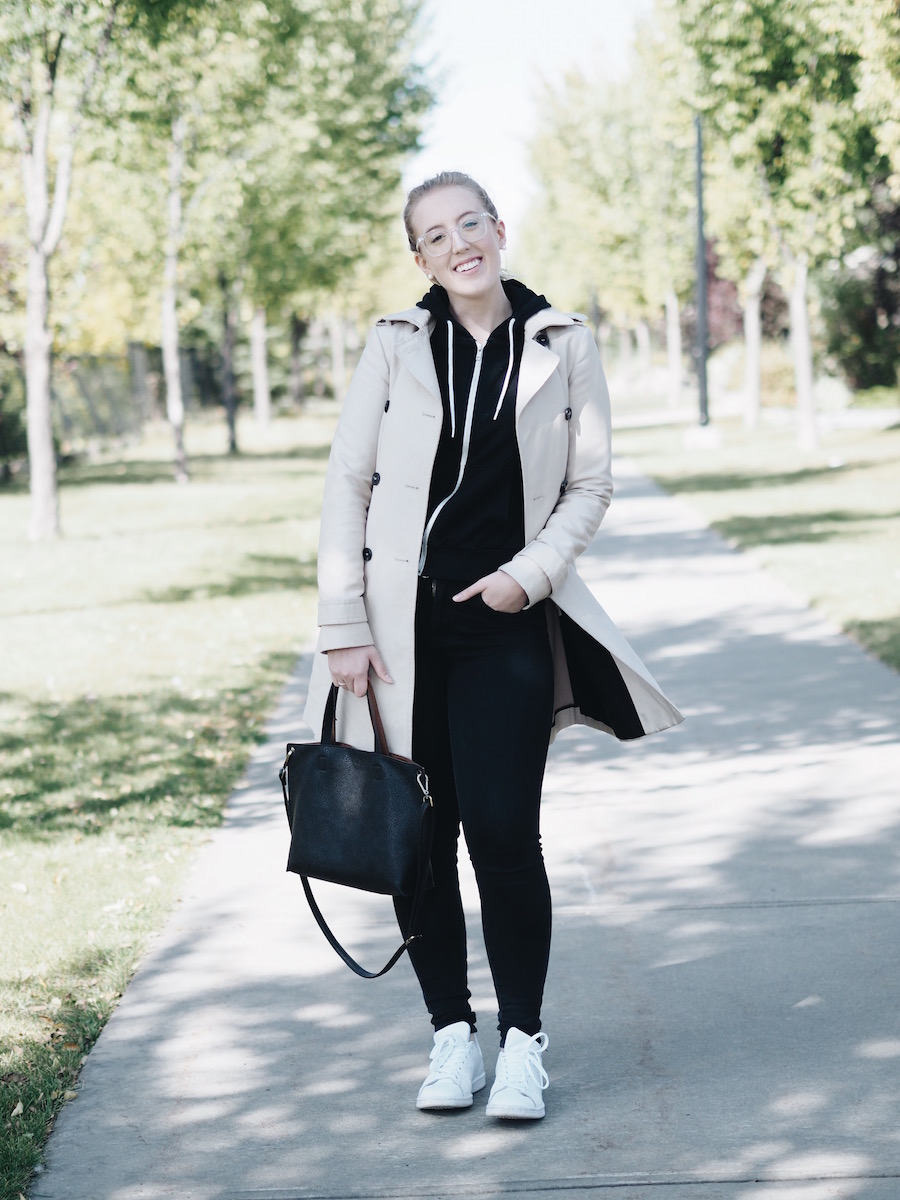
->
xmin=303 ymin=171 xmax=682 ymax=1120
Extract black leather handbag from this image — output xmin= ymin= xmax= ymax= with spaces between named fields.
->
xmin=280 ymin=683 xmax=434 ymax=978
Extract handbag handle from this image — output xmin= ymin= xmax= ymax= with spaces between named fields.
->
xmin=284 ymin=683 xmax=433 ymax=978
xmin=321 ymin=681 xmax=390 ymax=756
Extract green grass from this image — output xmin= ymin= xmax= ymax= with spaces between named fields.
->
xmin=612 ymin=411 xmax=900 ymax=672
xmin=0 ymin=411 xmax=335 ymax=1200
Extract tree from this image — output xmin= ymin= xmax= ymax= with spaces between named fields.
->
xmin=523 ymin=10 xmax=696 ymax=401
xmin=0 ymin=0 xmax=193 ymax=537
xmin=2 ymin=3 xmax=119 ymax=536
xmin=114 ymin=0 xmax=429 ymax=460
xmin=675 ymin=0 xmax=884 ymax=448
xmin=234 ymin=0 xmax=429 ymax=422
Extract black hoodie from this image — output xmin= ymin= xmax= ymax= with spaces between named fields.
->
xmin=416 ymin=278 xmax=551 ymax=580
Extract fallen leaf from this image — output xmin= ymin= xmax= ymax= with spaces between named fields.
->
xmin=11 ymin=1101 xmax=23 ymax=1117
xmin=63 ymin=1090 xmax=78 ymax=1101
xmin=62 ymin=1043 xmax=80 ymax=1052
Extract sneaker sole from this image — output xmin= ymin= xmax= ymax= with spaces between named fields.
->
xmin=417 ymin=1073 xmax=486 ymax=1110
xmin=486 ymin=1104 xmax=545 ymax=1119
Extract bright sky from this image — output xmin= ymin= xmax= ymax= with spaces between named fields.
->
xmin=403 ymin=0 xmax=654 ymax=241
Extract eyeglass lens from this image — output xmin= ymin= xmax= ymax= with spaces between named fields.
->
xmin=421 ymin=214 xmax=489 ymax=255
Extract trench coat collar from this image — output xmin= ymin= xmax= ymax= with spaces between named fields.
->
xmin=379 ymin=303 xmax=585 ymax=414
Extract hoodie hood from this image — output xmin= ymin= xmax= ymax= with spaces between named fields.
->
xmin=416 ymin=277 xmax=552 ymax=325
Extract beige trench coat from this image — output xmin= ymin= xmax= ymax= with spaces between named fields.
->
xmin=303 ymin=302 xmax=683 ymax=757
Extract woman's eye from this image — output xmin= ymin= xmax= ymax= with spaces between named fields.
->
xmin=428 ymin=231 xmax=447 ymax=248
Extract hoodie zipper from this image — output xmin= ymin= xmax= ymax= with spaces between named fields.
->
xmin=418 ymin=340 xmax=484 ymax=574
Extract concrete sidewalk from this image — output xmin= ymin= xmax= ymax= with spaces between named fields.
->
xmin=33 ymin=462 xmax=900 ymax=1200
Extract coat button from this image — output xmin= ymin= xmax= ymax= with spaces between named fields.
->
xmin=372 ymin=472 xmax=380 ymax=485
xmin=565 ymin=407 xmax=572 ymax=420
xmin=362 ymin=547 xmax=373 ymax=561
xmin=384 ymin=400 xmax=390 ymax=412
xmin=536 ymin=331 xmax=550 ymax=347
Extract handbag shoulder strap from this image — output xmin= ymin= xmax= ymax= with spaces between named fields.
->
xmin=279 ymin=745 xmax=434 ymax=979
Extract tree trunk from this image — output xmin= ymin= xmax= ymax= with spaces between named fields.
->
xmin=634 ymin=319 xmax=651 ymax=388
xmin=328 ymin=313 xmax=346 ymax=404
xmin=618 ymin=324 xmax=634 ymax=377
xmin=742 ymin=257 xmax=766 ymax=428
xmin=220 ymin=273 xmax=239 ymax=454
xmin=311 ymin=319 xmax=326 ymax=397
xmin=251 ymin=306 xmax=271 ymax=427
xmin=664 ymin=288 xmax=682 ymax=408
xmin=15 ymin=6 xmax=119 ymax=537
xmin=128 ymin=341 xmax=151 ymax=422
xmin=162 ymin=115 xmax=188 ymax=482
xmin=20 ymin=64 xmax=60 ymax=539
xmin=788 ymin=252 xmax=817 ymax=451
xmin=24 ymin=242 xmax=59 ymax=539
xmin=289 ymin=314 xmax=307 ymax=406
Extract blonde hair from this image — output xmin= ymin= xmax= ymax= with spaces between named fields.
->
xmin=403 ymin=172 xmax=499 ymax=251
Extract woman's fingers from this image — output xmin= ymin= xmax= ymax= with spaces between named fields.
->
xmin=453 ymin=571 xmax=528 ymax=612
xmin=326 ymin=644 xmax=393 ymax=695
xmin=451 ymin=580 xmax=480 ymax=602
xmin=369 ymin=647 xmax=394 ymax=685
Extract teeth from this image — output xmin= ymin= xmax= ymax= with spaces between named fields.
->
xmin=455 ymin=259 xmax=480 ymax=273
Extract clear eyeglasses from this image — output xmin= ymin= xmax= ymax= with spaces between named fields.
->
xmin=415 ymin=212 xmax=497 ymax=256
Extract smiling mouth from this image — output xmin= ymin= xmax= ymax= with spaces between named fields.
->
xmin=454 ymin=257 xmax=482 ymax=274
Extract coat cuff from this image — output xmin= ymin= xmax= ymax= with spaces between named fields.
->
xmin=502 ymin=538 xmax=569 ymax=604
xmin=316 ymin=621 xmax=375 ymax=653
xmin=500 ymin=554 xmax=553 ymax=607
xmin=317 ymin=597 xmax=369 ymax=626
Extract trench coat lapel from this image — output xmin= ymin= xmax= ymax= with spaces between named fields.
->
xmin=384 ymin=310 xmax=443 ymax=406
xmin=516 ymin=340 xmax=559 ymax=416
xmin=516 ymin=308 xmax=581 ymax=415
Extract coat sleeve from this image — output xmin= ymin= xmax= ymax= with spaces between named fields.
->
xmin=500 ymin=326 xmax=613 ymax=605
xmin=314 ymin=325 xmax=390 ymax=652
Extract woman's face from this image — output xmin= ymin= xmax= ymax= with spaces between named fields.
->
xmin=411 ymin=185 xmax=506 ymax=301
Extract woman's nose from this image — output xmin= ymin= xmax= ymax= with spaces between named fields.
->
xmin=450 ymin=225 xmax=469 ymax=250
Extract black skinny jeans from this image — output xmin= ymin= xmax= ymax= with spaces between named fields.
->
xmin=394 ymin=576 xmax=555 ymax=1042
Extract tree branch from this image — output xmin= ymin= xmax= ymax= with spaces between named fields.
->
xmin=43 ymin=0 xmax=122 ymax=256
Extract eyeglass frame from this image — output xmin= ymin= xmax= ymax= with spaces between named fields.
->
xmin=414 ymin=212 xmax=499 ymax=257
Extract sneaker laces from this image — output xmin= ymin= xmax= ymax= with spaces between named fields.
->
xmin=427 ymin=1031 xmax=473 ymax=1082
xmin=500 ymin=1032 xmax=549 ymax=1094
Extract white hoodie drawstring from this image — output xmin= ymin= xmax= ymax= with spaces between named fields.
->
xmin=492 ymin=318 xmax=516 ymax=420
xmin=447 ymin=321 xmax=456 ymax=438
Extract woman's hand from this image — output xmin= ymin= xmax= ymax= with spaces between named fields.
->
xmin=326 ymin=645 xmax=393 ymax=697
xmin=452 ymin=571 xmax=528 ymax=613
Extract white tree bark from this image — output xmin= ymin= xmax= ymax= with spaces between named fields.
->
xmin=329 ymin=313 xmax=346 ymax=405
xmin=664 ymin=288 xmax=682 ymax=408
xmin=24 ymin=240 xmax=58 ymax=540
xmin=634 ymin=319 xmax=652 ymax=389
xmin=161 ymin=115 xmax=188 ymax=482
xmin=788 ymin=252 xmax=817 ymax=451
xmin=742 ymin=257 xmax=767 ymax=428
xmin=14 ymin=6 xmax=120 ymax=538
xmin=251 ymin=306 xmax=271 ymax=426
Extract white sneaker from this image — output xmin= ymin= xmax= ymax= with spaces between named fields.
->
xmin=416 ymin=1021 xmax=486 ymax=1111
xmin=485 ymin=1028 xmax=549 ymax=1119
